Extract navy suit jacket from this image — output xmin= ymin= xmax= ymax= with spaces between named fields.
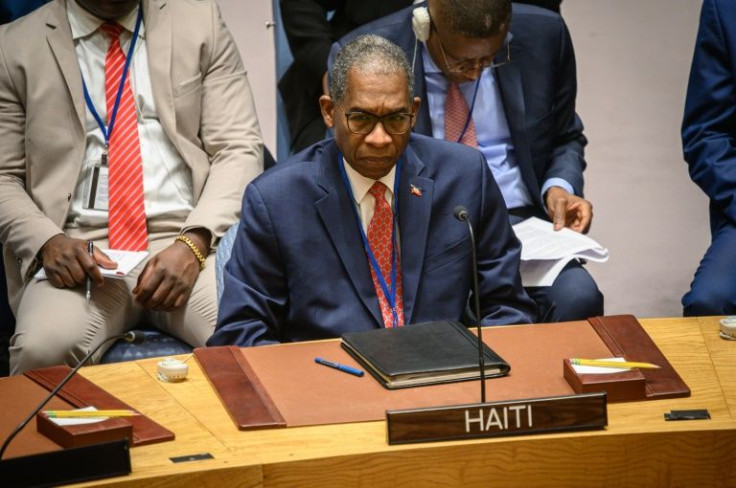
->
xmin=329 ymin=2 xmax=587 ymax=210
xmin=209 ymin=135 xmax=535 ymax=347
xmin=682 ymin=0 xmax=736 ymax=232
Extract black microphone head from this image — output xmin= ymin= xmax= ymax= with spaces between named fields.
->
xmin=454 ymin=205 xmax=469 ymax=221
xmin=123 ymin=330 xmax=146 ymax=344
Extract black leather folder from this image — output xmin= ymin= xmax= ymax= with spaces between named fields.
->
xmin=341 ymin=320 xmax=510 ymax=389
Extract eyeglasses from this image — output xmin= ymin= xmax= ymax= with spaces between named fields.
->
xmin=343 ymin=111 xmax=415 ymax=135
xmin=434 ymin=27 xmax=511 ymax=74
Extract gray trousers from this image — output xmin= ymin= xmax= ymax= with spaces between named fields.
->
xmin=9 ymin=222 xmax=217 ymax=375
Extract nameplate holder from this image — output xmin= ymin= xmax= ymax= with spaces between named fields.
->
xmin=0 ymin=439 xmax=130 ymax=488
xmin=386 ymin=392 xmax=607 ymax=445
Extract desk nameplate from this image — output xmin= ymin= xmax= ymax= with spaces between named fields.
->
xmin=386 ymin=392 xmax=607 ymax=445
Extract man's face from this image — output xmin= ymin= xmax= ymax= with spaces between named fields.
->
xmin=75 ymin=0 xmax=140 ymax=20
xmin=427 ymin=7 xmax=508 ymax=84
xmin=320 ymin=69 xmax=420 ymax=180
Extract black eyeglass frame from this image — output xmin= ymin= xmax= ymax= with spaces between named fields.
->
xmin=342 ymin=111 xmax=416 ymax=135
xmin=437 ymin=37 xmax=511 ymax=74
xmin=429 ymin=15 xmax=512 ymax=74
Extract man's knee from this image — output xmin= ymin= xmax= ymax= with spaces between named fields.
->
xmin=9 ymin=326 xmax=82 ymax=375
xmin=546 ymin=265 xmax=604 ymax=321
xmin=156 ymin=261 xmax=218 ymax=347
xmin=684 ymin=234 xmax=736 ymax=316
xmin=683 ymin=284 xmax=735 ymax=316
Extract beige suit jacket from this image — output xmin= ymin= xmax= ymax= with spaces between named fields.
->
xmin=0 ymin=0 xmax=263 ymax=308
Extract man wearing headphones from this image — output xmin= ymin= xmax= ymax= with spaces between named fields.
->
xmin=329 ymin=0 xmax=602 ymax=322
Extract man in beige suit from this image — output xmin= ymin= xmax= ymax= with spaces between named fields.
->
xmin=0 ymin=0 xmax=263 ymax=374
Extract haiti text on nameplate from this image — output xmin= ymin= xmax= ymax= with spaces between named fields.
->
xmin=386 ymin=392 xmax=607 ymax=445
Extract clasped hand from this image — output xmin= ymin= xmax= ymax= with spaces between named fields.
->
xmin=41 ymin=232 xmax=207 ymax=312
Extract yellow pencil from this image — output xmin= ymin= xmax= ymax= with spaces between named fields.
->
xmin=43 ymin=409 xmax=139 ymax=418
xmin=571 ymin=358 xmax=660 ymax=369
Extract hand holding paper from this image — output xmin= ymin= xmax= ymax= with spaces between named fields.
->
xmin=545 ymin=187 xmax=593 ymax=232
xmin=38 ymin=235 xmax=119 ymax=288
xmin=512 ymin=217 xmax=609 ymax=287
xmin=36 ymin=248 xmax=148 ymax=282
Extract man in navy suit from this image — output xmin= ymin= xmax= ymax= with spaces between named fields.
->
xmin=209 ymin=35 xmax=535 ymax=347
xmin=681 ymin=0 xmax=736 ymax=316
xmin=329 ymin=0 xmax=602 ymax=322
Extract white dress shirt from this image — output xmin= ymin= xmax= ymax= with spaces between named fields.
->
xmin=343 ymin=159 xmax=397 ymax=235
xmin=66 ymin=0 xmax=194 ymax=229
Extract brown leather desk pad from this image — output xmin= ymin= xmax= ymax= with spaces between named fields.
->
xmin=24 ymin=365 xmax=174 ymax=446
xmin=196 ymin=315 xmax=689 ymax=429
xmin=0 ymin=375 xmax=75 ymax=459
xmin=0 ymin=365 xmax=174 ymax=459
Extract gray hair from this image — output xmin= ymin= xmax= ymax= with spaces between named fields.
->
xmin=330 ymin=35 xmax=414 ymax=106
xmin=434 ymin=0 xmax=511 ymax=38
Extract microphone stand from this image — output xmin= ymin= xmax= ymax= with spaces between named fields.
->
xmin=454 ymin=206 xmax=486 ymax=403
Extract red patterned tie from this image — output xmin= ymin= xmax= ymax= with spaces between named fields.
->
xmin=444 ymin=82 xmax=478 ymax=147
xmin=102 ymin=22 xmax=148 ymax=251
xmin=367 ymin=182 xmax=404 ymax=328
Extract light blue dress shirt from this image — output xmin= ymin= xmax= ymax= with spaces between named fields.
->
xmin=421 ymin=44 xmax=573 ymax=210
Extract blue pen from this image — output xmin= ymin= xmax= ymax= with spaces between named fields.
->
xmin=314 ymin=357 xmax=364 ymax=377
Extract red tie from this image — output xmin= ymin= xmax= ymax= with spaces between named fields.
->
xmin=367 ymin=182 xmax=404 ymax=328
xmin=444 ymin=82 xmax=478 ymax=147
xmin=102 ymin=22 xmax=148 ymax=251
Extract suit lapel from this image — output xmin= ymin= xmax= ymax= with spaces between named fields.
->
xmin=46 ymin=0 xmax=85 ymax=130
xmin=315 ymin=147 xmax=384 ymax=328
xmin=496 ymin=43 xmax=542 ymax=206
xmin=143 ymin=0 xmax=176 ymax=145
xmin=397 ymin=147 xmax=433 ymax=323
xmin=413 ymin=45 xmax=433 ymax=136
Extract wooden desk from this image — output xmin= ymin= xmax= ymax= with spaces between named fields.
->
xmin=57 ymin=318 xmax=736 ymax=487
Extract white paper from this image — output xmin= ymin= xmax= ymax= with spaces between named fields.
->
xmin=512 ymin=217 xmax=609 ymax=287
xmin=46 ymin=406 xmax=108 ymax=426
xmin=35 ymin=249 xmax=148 ymax=281
xmin=571 ymin=357 xmax=630 ymax=375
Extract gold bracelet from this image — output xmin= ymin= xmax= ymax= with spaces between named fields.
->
xmin=176 ymin=235 xmax=206 ymax=270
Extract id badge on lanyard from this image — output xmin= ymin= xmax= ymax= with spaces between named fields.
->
xmin=85 ymin=153 xmax=109 ymax=210
xmin=81 ymin=8 xmax=143 ymax=212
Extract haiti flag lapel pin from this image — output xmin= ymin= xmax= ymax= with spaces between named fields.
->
xmin=410 ymin=184 xmax=422 ymax=197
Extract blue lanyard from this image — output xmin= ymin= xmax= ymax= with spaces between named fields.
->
xmin=456 ymin=74 xmax=482 ymax=144
xmin=338 ymin=154 xmax=402 ymax=327
xmin=82 ymin=7 xmax=143 ymax=148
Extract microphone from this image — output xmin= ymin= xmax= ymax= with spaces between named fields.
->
xmin=454 ymin=205 xmax=486 ymax=403
xmin=0 ymin=330 xmax=145 ymax=460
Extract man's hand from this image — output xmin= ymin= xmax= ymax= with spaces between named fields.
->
xmin=41 ymin=234 xmax=117 ymax=288
xmin=545 ymin=186 xmax=593 ymax=233
xmin=133 ymin=229 xmax=211 ymax=311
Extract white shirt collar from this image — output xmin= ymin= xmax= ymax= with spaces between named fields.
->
xmin=67 ymin=0 xmax=145 ymax=40
xmin=342 ymin=158 xmax=397 ymax=205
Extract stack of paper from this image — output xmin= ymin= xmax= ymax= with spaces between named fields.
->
xmin=512 ymin=217 xmax=609 ymax=287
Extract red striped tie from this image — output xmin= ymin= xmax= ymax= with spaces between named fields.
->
xmin=367 ymin=182 xmax=404 ymax=328
xmin=445 ymin=82 xmax=478 ymax=147
xmin=102 ymin=22 xmax=148 ymax=251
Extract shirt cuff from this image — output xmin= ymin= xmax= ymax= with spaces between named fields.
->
xmin=540 ymin=178 xmax=575 ymax=211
